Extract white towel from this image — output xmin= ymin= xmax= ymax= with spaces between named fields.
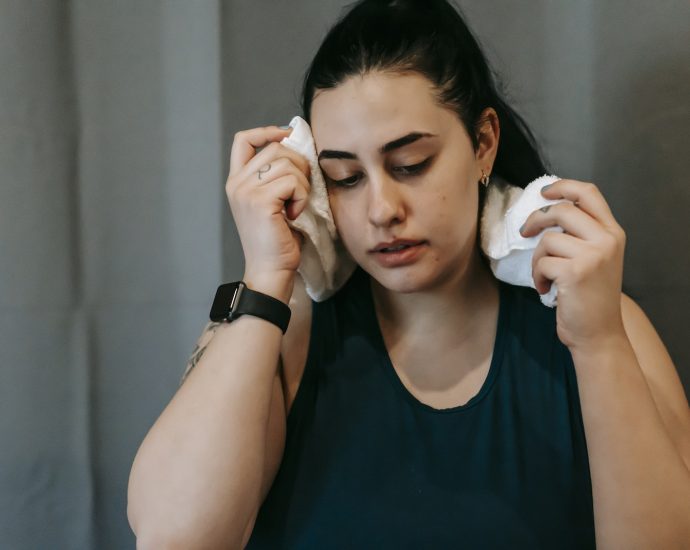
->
xmin=281 ymin=116 xmax=356 ymax=301
xmin=480 ymin=174 xmax=570 ymax=307
xmin=281 ymin=115 xmax=568 ymax=306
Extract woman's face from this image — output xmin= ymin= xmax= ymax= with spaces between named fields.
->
xmin=310 ymin=71 xmax=497 ymax=294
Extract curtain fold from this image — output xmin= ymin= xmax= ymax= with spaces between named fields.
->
xmin=0 ymin=1 xmax=93 ymax=548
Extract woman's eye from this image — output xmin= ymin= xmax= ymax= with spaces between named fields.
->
xmin=393 ymin=158 xmax=431 ymax=176
xmin=332 ymin=174 xmax=361 ymax=187
xmin=329 ymin=158 xmax=431 ymax=188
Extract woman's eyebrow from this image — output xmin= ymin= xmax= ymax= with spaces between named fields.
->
xmin=317 ymin=132 xmax=437 ymax=161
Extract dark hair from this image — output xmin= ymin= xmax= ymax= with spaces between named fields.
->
xmin=300 ymin=0 xmax=549 ymax=191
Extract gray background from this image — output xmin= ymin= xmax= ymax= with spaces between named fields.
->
xmin=1 ymin=1 xmax=688 ymax=548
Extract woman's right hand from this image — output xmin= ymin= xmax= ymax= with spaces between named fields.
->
xmin=226 ymin=126 xmax=311 ymax=301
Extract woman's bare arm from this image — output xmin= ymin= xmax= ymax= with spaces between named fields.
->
xmin=127 ymin=123 xmax=312 ymax=548
xmin=127 ymin=276 xmax=292 ymax=549
xmin=571 ymin=294 xmax=690 ymax=549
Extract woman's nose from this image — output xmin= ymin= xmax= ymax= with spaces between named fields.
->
xmin=367 ymin=171 xmax=406 ymax=227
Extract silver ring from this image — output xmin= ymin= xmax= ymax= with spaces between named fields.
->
xmin=257 ymin=163 xmax=271 ymax=181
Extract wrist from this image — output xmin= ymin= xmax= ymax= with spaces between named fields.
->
xmin=568 ymin=331 xmax=632 ymax=364
xmin=210 ymin=278 xmax=292 ymax=334
xmin=242 ymin=270 xmax=295 ymax=304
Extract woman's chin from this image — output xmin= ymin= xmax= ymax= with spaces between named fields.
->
xmin=366 ymin=264 xmax=439 ymax=295
xmin=363 ymin=252 xmax=475 ymax=296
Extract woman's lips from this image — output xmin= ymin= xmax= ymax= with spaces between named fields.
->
xmin=370 ymin=241 xmax=427 ymax=268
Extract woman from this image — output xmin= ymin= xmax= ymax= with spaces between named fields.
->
xmin=127 ymin=1 xmax=690 ymax=548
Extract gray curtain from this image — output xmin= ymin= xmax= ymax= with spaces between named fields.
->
xmin=1 ymin=1 xmax=687 ymax=548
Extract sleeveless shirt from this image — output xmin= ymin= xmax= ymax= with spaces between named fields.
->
xmin=246 ymin=267 xmax=596 ymax=549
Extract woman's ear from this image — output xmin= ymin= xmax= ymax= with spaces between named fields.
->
xmin=475 ymin=107 xmax=500 ymax=173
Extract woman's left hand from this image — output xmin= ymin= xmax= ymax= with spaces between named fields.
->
xmin=519 ymin=179 xmax=627 ymax=353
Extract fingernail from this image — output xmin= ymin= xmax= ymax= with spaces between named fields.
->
xmin=539 ymin=205 xmax=551 ymax=213
xmin=279 ymin=125 xmax=291 ymax=130
xmin=519 ymin=223 xmax=526 ymax=235
xmin=541 ymin=183 xmax=553 ymax=194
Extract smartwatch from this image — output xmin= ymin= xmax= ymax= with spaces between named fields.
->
xmin=209 ymin=281 xmax=291 ymax=334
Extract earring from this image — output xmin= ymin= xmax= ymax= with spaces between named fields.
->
xmin=480 ymin=170 xmax=490 ymax=187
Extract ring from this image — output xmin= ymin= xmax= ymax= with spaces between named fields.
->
xmin=257 ymin=163 xmax=271 ymax=181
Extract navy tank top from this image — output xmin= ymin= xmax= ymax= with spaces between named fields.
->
xmin=246 ymin=267 xmax=595 ymax=549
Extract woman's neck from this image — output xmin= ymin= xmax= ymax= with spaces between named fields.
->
xmin=369 ymin=248 xmax=500 ymax=349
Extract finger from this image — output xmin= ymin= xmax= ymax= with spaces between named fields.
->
xmin=244 ymin=143 xmax=311 ymax=182
xmin=531 ymin=231 xmax=586 ymax=264
xmin=540 ymin=179 xmax=618 ymax=230
xmin=249 ymin=156 xmax=302 ymax=187
xmin=521 ymin=202 xmax=601 ymax=241
xmin=246 ymin=158 xmax=312 ymax=209
xmin=229 ymin=126 xmax=293 ymax=178
xmin=285 ymin=176 xmax=310 ymax=220
xmin=531 ymin=232 xmax=583 ymax=294
xmin=532 ymin=255 xmax=569 ymax=295
xmin=257 ymin=173 xmax=310 ymax=220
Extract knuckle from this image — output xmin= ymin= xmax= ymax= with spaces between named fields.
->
xmin=295 ymin=177 xmax=308 ymax=192
xmin=286 ymin=157 xmax=311 ymax=181
xmin=563 ymin=201 xmax=578 ymax=212
xmin=615 ymin=225 xmax=626 ymax=242
xmin=546 ymin=203 xmax=562 ymax=216
xmin=278 ymin=157 xmax=293 ymax=171
xmin=298 ymin=177 xmax=310 ymax=197
xmin=585 ymin=182 xmax=599 ymax=195
xmin=268 ymin=156 xmax=285 ymax=171
xmin=284 ymin=152 xmax=302 ymax=168
xmin=266 ymin=141 xmax=281 ymax=154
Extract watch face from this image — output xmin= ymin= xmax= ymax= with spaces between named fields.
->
xmin=210 ymin=282 xmax=241 ymax=322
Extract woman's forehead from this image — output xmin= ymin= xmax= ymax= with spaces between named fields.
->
xmin=311 ymin=73 xmax=453 ymax=151
xmin=311 ymin=71 xmax=437 ymax=115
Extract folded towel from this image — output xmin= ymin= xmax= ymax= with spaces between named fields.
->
xmin=281 ymin=116 xmax=356 ymax=301
xmin=480 ymin=174 xmax=570 ymax=307
xmin=281 ymin=115 xmax=568 ymax=306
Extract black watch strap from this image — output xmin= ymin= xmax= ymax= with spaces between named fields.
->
xmin=209 ymin=281 xmax=291 ymax=334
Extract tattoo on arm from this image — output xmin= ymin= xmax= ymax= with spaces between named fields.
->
xmin=180 ymin=321 xmax=222 ymax=385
